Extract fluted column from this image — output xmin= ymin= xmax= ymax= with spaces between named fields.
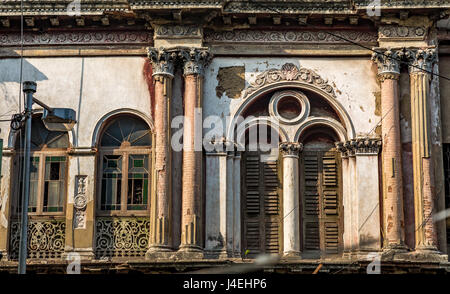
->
xmin=372 ymin=49 xmax=407 ymax=250
xmin=178 ymin=48 xmax=211 ymax=256
xmin=405 ymin=48 xmax=441 ymax=253
xmin=146 ymin=48 xmax=177 ymax=255
xmin=279 ymin=142 xmax=303 ymax=258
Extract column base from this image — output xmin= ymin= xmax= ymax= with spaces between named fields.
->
xmin=406 ymin=247 xmax=448 ymax=262
xmin=177 ymin=244 xmax=204 ymax=260
xmin=0 ymin=250 xmax=8 ymax=261
xmin=203 ymin=249 xmax=230 ymax=259
xmin=282 ymin=251 xmax=302 ymax=261
xmin=380 ymin=244 xmax=410 ymax=261
xmin=146 ymin=244 xmax=176 ymax=260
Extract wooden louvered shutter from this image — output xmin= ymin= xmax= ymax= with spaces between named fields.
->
xmin=242 ymin=151 xmax=281 ymax=257
xmin=263 ymin=160 xmax=280 ymax=254
xmin=321 ymin=151 xmax=341 ymax=255
xmin=243 ymin=153 xmax=261 ymax=256
xmin=301 ymin=152 xmax=321 ymax=253
xmin=301 ymin=150 xmax=342 ymax=256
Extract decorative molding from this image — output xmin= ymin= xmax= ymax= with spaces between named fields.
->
xmin=154 ymin=24 xmax=202 ymax=39
xmin=244 ymin=63 xmax=336 ymax=98
xmin=279 ymin=142 xmax=303 ymax=157
xmin=405 ymin=48 xmax=437 ymax=75
xmin=95 ymin=217 xmax=150 ymax=259
xmin=204 ymin=30 xmax=377 ymax=44
xmin=147 ymin=47 xmax=178 ymax=77
xmin=179 ymin=47 xmax=212 ymax=76
xmin=0 ymin=31 xmax=153 ymax=46
xmin=379 ymin=26 xmax=428 ymax=41
xmin=205 ymin=136 xmax=233 ymax=154
xmin=269 ymin=90 xmax=310 ymax=125
xmin=74 ymin=175 xmax=88 ymax=229
xmin=336 ymin=137 xmax=381 ymax=157
xmin=9 ymin=219 xmax=66 ymax=259
xmin=371 ymin=49 xmax=404 ymax=76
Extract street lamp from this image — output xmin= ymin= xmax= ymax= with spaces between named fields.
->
xmin=18 ymin=82 xmax=77 ymax=274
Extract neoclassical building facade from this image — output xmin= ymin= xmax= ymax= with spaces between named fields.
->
xmin=0 ymin=1 xmax=450 ymax=273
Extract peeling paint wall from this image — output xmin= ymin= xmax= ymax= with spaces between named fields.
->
xmin=439 ymin=56 xmax=450 ymax=144
xmin=215 ymin=66 xmax=245 ymax=99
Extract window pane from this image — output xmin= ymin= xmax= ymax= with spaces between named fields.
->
xmin=43 ymin=156 xmax=65 ymax=212
xmin=127 ymin=155 xmax=149 ymax=210
xmin=100 ymin=116 xmax=151 ymax=147
xmin=100 ymin=155 xmax=122 ymax=211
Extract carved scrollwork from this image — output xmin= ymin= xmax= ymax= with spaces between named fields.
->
xmin=95 ymin=217 xmax=150 ymax=258
xmin=0 ymin=31 xmax=153 ymax=46
xmin=404 ymin=48 xmax=437 ymax=75
xmin=9 ymin=220 xmax=66 ymax=259
xmin=147 ymin=47 xmax=178 ymax=77
xmin=279 ymin=142 xmax=303 ymax=157
xmin=336 ymin=137 xmax=381 ymax=157
xmin=74 ymin=175 xmax=87 ymax=229
xmin=204 ymin=30 xmax=377 ymax=44
xmin=178 ymin=47 xmax=212 ymax=76
xmin=371 ymin=49 xmax=404 ymax=76
xmin=244 ymin=63 xmax=336 ymax=98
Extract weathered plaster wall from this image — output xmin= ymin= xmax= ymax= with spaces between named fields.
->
xmin=0 ymin=56 xmax=152 ymax=147
xmin=203 ymin=57 xmax=381 ymax=140
xmin=439 ymin=55 xmax=450 ymax=144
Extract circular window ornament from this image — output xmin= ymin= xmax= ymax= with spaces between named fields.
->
xmin=269 ymin=90 xmax=310 ymax=125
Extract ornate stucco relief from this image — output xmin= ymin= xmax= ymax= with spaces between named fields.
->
xmin=243 ymin=63 xmax=336 ymax=98
xmin=0 ymin=31 xmax=153 ymax=46
xmin=204 ymin=30 xmax=377 ymax=44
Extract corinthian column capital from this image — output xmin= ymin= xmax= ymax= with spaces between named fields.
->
xmin=279 ymin=142 xmax=303 ymax=157
xmin=404 ymin=48 xmax=437 ymax=75
xmin=147 ymin=47 xmax=178 ymax=77
xmin=179 ymin=47 xmax=212 ymax=76
xmin=371 ymin=48 xmax=404 ymax=77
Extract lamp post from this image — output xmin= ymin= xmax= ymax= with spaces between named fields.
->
xmin=18 ymin=81 xmax=36 ymax=274
xmin=17 ymin=81 xmax=77 ymax=274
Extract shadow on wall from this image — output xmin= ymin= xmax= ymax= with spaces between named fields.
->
xmin=0 ymin=50 xmax=48 ymax=109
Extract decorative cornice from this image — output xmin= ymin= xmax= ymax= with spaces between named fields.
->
xmin=279 ymin=142 xmax=303 ymax=157
xmin=244 ymin=63 xmax=336 ymax=99
xmin=204 ymin=29 xmax=377 ymax=45
xmin=336 ymin=137 xmax=381 ymax=157
xmin=405 ymin=48 xmax=437 ymax=75
xmin=0 ymin=31 xmax=153 ymax=46
xmin=179 ymin=47 xmax=212 ymax=76
xmin=371 ymin=48 xmax=404 ymax=76
xmin=379 ymin=26 xmax=428 ymax=41
xmin=147 ymin=47 xmax=178 ymax=77
xmin=154 ymin=24 xmax=202 ymax=39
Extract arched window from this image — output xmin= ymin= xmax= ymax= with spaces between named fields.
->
xmin=9 ymin=114 xmax=69 ymax=260
xmin=97 ymin=114 xmax=152 ymax=215
xmin=12 ymin=114 xmax=69 ymax=216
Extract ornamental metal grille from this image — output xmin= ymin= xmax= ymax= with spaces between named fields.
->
xmin=9 ymin=219 xmax=66 ymax=259
xmin=95 ymin=217 xmax=150 ymax=258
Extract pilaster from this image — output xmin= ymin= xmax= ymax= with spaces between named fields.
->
xmin=405 ymin=48 xmax=446 ymax=261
